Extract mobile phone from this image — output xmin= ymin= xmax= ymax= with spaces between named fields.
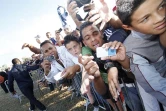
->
xmin=46 ymin=55 xmax=55 ymax=62
xmin=96 ymin=47 xmax=116 ymax=58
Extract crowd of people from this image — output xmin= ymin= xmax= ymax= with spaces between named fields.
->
xmin=0 ymin=0 xmax=166 ymax=111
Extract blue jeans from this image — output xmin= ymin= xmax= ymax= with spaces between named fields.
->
xmin=122 ymin=86 xmax=144 ymax=111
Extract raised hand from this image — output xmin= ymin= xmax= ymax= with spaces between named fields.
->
xmin=41 ymin=60 xmax=51 ymax=76
xmin=101 ymin=41 xmax=126 ymax=62
xmin=78 ymin=55 xmax=100 ymax=78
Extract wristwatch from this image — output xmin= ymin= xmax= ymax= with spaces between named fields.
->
xmin=104 ymin=62 xmax=115 ymax=72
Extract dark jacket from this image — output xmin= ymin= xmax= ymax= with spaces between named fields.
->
xmin=8 ymin=64 xmax=39 ymax=92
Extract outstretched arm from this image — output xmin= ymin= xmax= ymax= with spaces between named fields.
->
xmin=26 ymin=65 xmax=40 ymax=72
xmin=67 ymin=0 xmax=83 ymax=29
xmin=87 ymin=0 xmax=122 ymax=30
xmin=22 ymin=43 xmax=41 ymax=54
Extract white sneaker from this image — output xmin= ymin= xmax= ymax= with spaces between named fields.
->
xmin=29 ymin=108 xmax=34 ymax=111
xmin=12 ymin=94 xmax=19 ymax=98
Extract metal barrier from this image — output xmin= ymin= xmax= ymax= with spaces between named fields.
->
xmin=70 ymin=71 xmax=148 ymax=111
xmin=71 ymin=72 xmax=113 ymax=111
xmin=27 ymin=67 xmax=146 ymax=111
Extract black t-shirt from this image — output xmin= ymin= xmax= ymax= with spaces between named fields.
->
xmin=92 ymin=27 xmax=134 ymax=83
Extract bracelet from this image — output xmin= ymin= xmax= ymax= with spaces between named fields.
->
xmin=122 ymin=67 xmax=131 ymax=72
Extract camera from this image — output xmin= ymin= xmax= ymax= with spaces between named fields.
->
xmin=69 ymin=0 xmax=92 ymax=21
xmin=46 ymin=55 xmax=55 ymax=62
xmin=55 ymin=28 xmax=62 ymax=34
xmin=58 ymin=28 xmax=62 ymax=33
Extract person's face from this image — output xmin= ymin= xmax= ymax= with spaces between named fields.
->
xmin=129 ymin=0 xmax=166 ymax=35
xmin=72 ymin=30 xmax=80 ymax=38
xmin=82 ymin=25 xmax=104 ymax=51
xmin=41 ymin=43 xmax=58 ymax=58
xmin=55 ymin=32 xmax=63 ymax=41
xmin=46 ymin=33 xmax=51 ymax=38
xmin=65 ymin=41 xmax=82 ymax=57
xmin=17 ymin=59 xmax=21 ymax=64
xmin=36 ymin=38 xmax=41 ymax=44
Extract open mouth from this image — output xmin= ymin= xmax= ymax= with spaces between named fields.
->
xmin=93 ymin=43 xmax=100 ymax=48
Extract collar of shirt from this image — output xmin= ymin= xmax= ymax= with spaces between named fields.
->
xmin=131 ymin=30 xmax=153 ymax=40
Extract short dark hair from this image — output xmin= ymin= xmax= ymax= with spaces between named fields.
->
xmin=12 ymin=58 xmax=21 ymax=65
xmin=46 ymin=32 xmax=50 ymax=36
xmin=40 ymin=40 xmax=52 ymax=48
xmin=64 ymin=35 xmax=80 ymax=46
xmin=116 ymin=0 xmax=145 ymax=26
xmin=79 ymin=21 xmax=93 ymax=41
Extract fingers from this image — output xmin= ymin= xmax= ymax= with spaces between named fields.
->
xmin=100 ymin=21 xmax=106 ymax=30
xmin=41 ymin=60 xmax=50 ymax=67
xmin=81 ymin=78 xmax=90 ymax=94
xmin=113 ymin=78 xmax=121 ymax=92
xmin=84 ymin=60 xmax=97 ymax=71
xmin=68 ymin=1 xmax=77 ymax=9
xmin=88 ymin=10 xmax=102 ymax=26
xmin=88 ymin=9 xmax=99 ymax=17
xmin=67 ymin=1 xmax=78 ymax=15
xmin=102 ymin=41 xmax=123 ymax=49
xmin=21 ymin=43 xmax=29 ymax=49
xmin=107 ymin=67 xmax=120 ymax=100
xmin=92 ymin=17 xmax=102 ymax=26
xmin=41 ymin=60 xmax=51 ymax=73
xmin=78 ymin=55 xmax=94 ymax=66
xmin=61 ymin=70 xmax=67 ymax=77
xmin=84 ymin=60 xmax=100 ymax=77
xmin=67 ymin=0 xmax=72 ymax=5
xmin=109 ymin=81 xmax=118 ymax=100
xmin=88 ymin=75 xmax=94 ymax=80
xmin=83 ymin=3 xmax=95 ymax=12
xmin=89 ymin=14 xmax=100 ymax=23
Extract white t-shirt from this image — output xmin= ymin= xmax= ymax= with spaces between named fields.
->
xmin=45 ymin=46 xmax=82 ymax=83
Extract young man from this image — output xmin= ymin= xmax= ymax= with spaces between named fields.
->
xmin=55 ymin=29 xmax=64 ymax=46
xmin=79 ymin=21 xmax=143 ymax=111
xmin=40 ymin=40 xmax=81 ymax=83
xmin=8 ymin=58 xmax=46 ymax=111
xmin=46 ymin=32 xmax=56 ymax=45
xmin=106 ymin=0 xmax=166 ymax=110
xmin=64 ymin=35 xmax=101 ymax=111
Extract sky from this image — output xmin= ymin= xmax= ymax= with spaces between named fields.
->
xmin=0 ymin=0 xmax=76 ymax=66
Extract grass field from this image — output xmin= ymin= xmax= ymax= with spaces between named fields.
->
xmin=0 ymin=70 xmax=94 ymax=111
xmin=0 ymin=82 xmax=95 ymax=111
